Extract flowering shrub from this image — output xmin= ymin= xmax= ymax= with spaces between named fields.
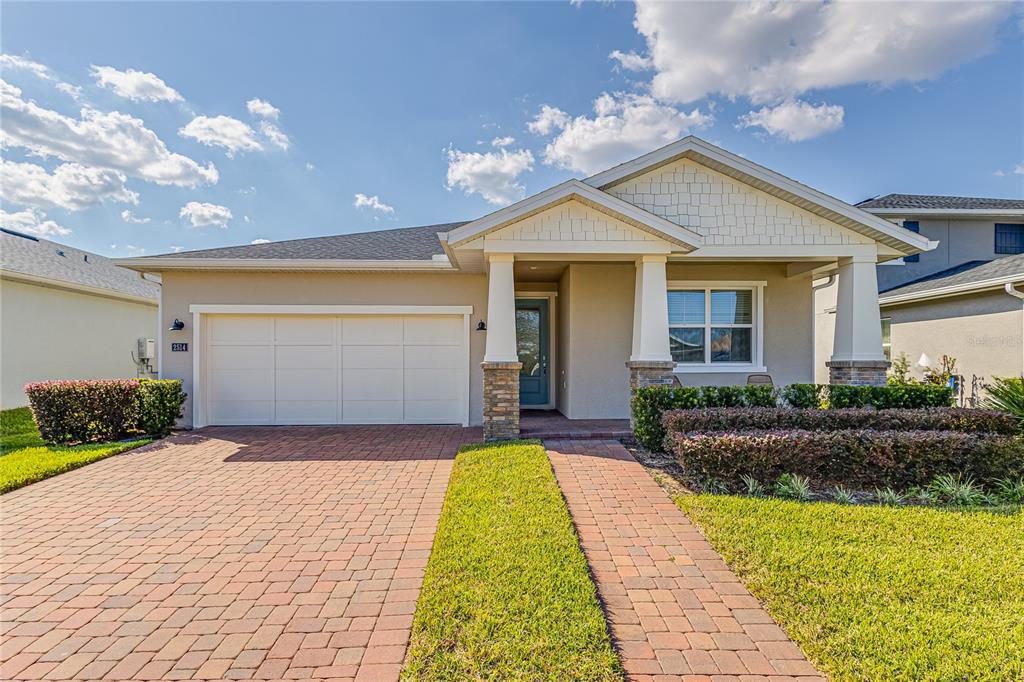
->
xmin=662 ymin=407 xmax=1018 ymax=438
xmin=670 ymin=430 xmax=1023 ymax=489
xmin=25 ymin=378 xmax=186 ymax=444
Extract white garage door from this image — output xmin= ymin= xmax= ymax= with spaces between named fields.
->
xmin=203 ymin=314 xmax=467 ymax=425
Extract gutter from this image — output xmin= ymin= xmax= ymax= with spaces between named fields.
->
xmin=879 ymin=273 xmax=1024 ymax=307
xmin=863 ymin=208 xmax=1024 ymax=218
xmin=115 ymin=257 xmax=457 ymax=272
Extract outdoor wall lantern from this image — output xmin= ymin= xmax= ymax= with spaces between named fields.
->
xmin=169 ymin=318 xmax=186 ymax=331
xmin=476 ymin=320 xmax=487 ymax=331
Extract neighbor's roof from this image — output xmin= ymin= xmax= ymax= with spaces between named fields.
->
xmin=0 ymin=228 xmax=160 ymax=301
xmin=857 ymin=194 xmax=1024 ymax=212
xmin=879 ymin=253 xmax=1024 ymax=303
xmin=144 ymin=222 xmax=468 ymax=261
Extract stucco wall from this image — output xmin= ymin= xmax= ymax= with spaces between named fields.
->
xmin=159 ymin=271 xmax=488 ymax=427
xmin=813 ymin=279 xmax=838 ymax=383
xmin=1 ymin=279 xmax=158 ymax=408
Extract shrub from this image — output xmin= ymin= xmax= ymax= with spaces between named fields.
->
xmin=138 ymin=379 xmax=186 ymax=436
xmin=782 ymin=383 xmax=822 ymax=409
xmin=26 ymin=379 xmax=141 ymax=444
xmin=829 ymin=384 xmax=954 ymax=409
xmin=993 ymin=476 xmax=1024 ymax=504
xmin=874 ymin=487 xmax=905 ymax=506
xmin=983 ymin=376 xmax=1024 ymax=426
xmin=742 ymin=384 xmax=778 ymax=407
xmin=830 ymin=486 xmax=855 ymax=504
xmin=774 ymin=473 xmax=813 ymax=501
xmin=740 ymin=474 xmax=765 ymax=497
xmin=700 ymin=385 xmax=746 ymax=407
xmin=662 ymin=407 xmax=1018 ymax=435
xmin=631 ymin=386 xmax=703 ymax=450
xmin=928 ymin=473 xmax=989 ymax=507
xmin=669 ymin=430 xmax=1023 ymax=490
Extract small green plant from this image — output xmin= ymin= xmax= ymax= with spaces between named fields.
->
xmin=907 ymin=486 xmax=938 ymax=505
xmin=887 ymin=353 xmax=916 ymax=386
xmin=983 ymin=376 xmax=1024 ymax=424
xmin=774 ymin=473 xmax=813 ymax=501
xmin=993 ymin=476 xmax=1024 ymax=504
xmin=874 ymin=487 xmax=905 ymax=506
xmin=740 ymin=474 xmax=765 ymax=497
xmin=923 ymin=355 xmax=958 ymax=388
xmin=830 ymin=486 xmax=855 ymax=504
xmin=703 ymin=478 xmax=730 ymax=495
xmin=928 ymin=473 xmax=988 ymax=506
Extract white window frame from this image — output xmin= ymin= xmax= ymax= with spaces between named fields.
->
xmin=667 ymin=280 xmax=766 ymax=373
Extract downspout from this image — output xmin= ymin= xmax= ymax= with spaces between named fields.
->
xmin=811 ymin=275 xmax=837 ymax=383
xmin=1005 ymin=282 xmax=1024 ymax=374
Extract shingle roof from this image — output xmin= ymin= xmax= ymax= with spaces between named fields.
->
xmin=880 ymin=253 xmax=1024 ymax=300
xmin=857 ymin=194 xmax=1024 ymax=211
xmin=1 ymin=229 xmax=160 ymax=301
xmin=144 ymin=222 xmax=469 ymax=260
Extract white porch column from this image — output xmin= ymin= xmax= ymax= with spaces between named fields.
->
xmin=829 ymin=254 xmax=889 ymax=385
xmin=484 ymin=253 xmax=518 ymax=362
xmin=630 ymin=255 xmax=672 ymax=362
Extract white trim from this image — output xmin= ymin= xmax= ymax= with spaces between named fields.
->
xmin=879 ymin=274 xmax=1024 ymax=306
xmin=192 ymin=311 xmax=205 ymax=428
xmin=188 ymin=304 xmax=473 ymax=315
xmin=684 ymin=244 xmax=880 ymax=259
xmin=157 ymin=290 xmax=163 ymax=378
xmin=0 ymin=270 xmax=159 ymax=306
xmin=863 ymin=208 xmax=1024 ymax=218
xmin=667 ymin=280 xmax=767 ymax=372
xmin=117 ymin=257 xmax=456 ymax=272
xmin=582 ymin=136 xmax=931 ymax=254
xmin=446 ymin=179 xmax=703 ymax=250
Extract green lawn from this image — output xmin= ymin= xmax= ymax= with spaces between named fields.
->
xmin=1 ymin=407 xmax=151 ymax=494
xmin=403 ymin=441 xmax=622 ymax=681
xmin=677 ymin=494 xmax=1024 ymax=681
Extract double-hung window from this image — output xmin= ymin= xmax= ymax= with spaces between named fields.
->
xmin=668 ymin=283 xmax=765 ymax=371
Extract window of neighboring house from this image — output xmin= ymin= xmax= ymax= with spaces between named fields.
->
xmin=903 ymin=221 xmax=920 ymax=262
xmin=995 ymin=223 xmax=1024 ymax=254
xmin=668 ymin=283 xmax=765 ymax=371
xmin=881 ymin=317 xmax=892 ymax=361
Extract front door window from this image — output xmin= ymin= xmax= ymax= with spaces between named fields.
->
xmin=516 ymin=299 xmax=549 ymax=406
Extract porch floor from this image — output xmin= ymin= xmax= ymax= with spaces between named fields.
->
xmin=519 ymin=410 xmax=631 ymax=440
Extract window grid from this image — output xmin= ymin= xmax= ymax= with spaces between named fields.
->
xmin=995 ymin=223 xmax=1024 ymax=255
xmin=670 ymin=288 xmax=754 ymax=365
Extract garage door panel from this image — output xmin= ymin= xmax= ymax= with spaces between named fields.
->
xmin=342 ymin=317 xmax=403 ymax=345
xmin=209 ymin=369 xmax=273 ymax=402
xmin=209 ymin=346 xmax=274 ymax=370
xmin=275 ymin=317 xmax=335 ymax=345
xmin=209 ymin=400 xmax=273 ymax=424
xmin=343 ymin=345 xmax=403 ymax=369
xmin=276 ymin=369 xmax=336 ymax=401
xmin=405 ymin=400 xmax=461 ymax=423
xmin=342 ymin=400 xmax=403 ymax=423
xmin=404 ymin=368 xmax=459 ymax=401
xmin=405 ymin=345 xmax=461 ymax=369
xmin=210 ymin=316 xmax=273 ymax=345
xmin=275 ymin=400 xmax=336 ymax=424
xmin=404 ymin=317 xmax=462 ymax=344
xmin=342 ymin=368 xmax=403 ymax=400
xmin=276 ymin=345 xmax=336 ymax=370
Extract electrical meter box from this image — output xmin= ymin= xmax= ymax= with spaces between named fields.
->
xmin=138 ymin=337 xmax=156 ymax=360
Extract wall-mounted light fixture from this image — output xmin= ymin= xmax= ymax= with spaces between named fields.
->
xmin=169 ymin=318 xmax=185 ymax=331
xmin=476 ymin=320 xmax=487 ymax=331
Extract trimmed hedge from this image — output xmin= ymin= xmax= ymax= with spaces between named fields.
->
xmin=25 ymin=379 xmax=185 ymax=444
xmin=783 ymin=383 xmax=955 ymax=409
xmin=670 ymin=429 xmax=1024 ymax=489
xmin=663 ymin=407 xmax=1018 ymax=438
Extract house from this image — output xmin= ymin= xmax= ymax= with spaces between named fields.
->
xmin=814 ymin=194 xmax=1024 ymax=394
xmin=0 ymin=228 xmax=161 ymax=408
xmin=118 ymin=137 xmax=929 ymax=440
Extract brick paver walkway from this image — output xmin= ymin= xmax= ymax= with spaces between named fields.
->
xmin=547 ymin=439 xmax=823 ymax=682
xmin=1 ymin=426 xmax=475 ymax=681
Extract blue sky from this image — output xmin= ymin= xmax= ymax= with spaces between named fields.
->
xmin=2 ymin=1 xmax=1022 ymax=258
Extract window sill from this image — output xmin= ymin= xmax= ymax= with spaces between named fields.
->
xmin=673 ymin=364 xmax=767 ymax=374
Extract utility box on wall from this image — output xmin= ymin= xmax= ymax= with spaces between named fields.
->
xmin=137 ymin=337 xmax=156 ymax=361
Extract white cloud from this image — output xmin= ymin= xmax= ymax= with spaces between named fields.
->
xmin=633 ymin=0 xmax=1014 ymax=105
xmin=259 ymin=121 xmax=290 ymax=150
xmin=1 ymin=159 xmax=139 ymax=211
xmin=1 ymin=79 xmax=218 ymax=187
xmin=537 ymin=92 xmax=712 ymax=175
xmin=527 ymin=104 xmax=571 ymax=135
xmin=609 ymin=50 xmax=652 ymax=71
xmin=90 ymin=65 xmax=183 ymax=103
xmin=305 ymin=162 xmax=315 ymax=171
xmin=180 ymin=201 xmax=232 ymax=228
xmin=243 ymin=215 xmax=251 ymax=223
xmin=0 ymin=54 xmax=52 ymax=81
xmin=491 ymin=135 xmax=515 ymax=148
xmin=250 ymin=238 xmax=271 ymax=244
xmin=0 ymin=207 xmax=70 ymax=237
xmin=55 ymin=82 xmax=82 ymax=100
xmin=1015 ymin=164 xmax=1024 ymax=175
xmin=121 ymin=209 xmax=151 ymax=224
xmin=353 ymin=193 xmax=395 ymax=214
xmin=179 ymin=115 xmax=262 ymax=156
xmin=170 ymin=245 xmax=183 ymax=253
xmin=246 ymin=98 xmax=280 ymax=119
xmin=445 ymin=146 xmax=535 ymax=206
xmin=737 ymin=99 xmax=845 ymax=142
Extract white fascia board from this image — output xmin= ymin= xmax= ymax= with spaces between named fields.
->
xmin=582 ymin=136 xmax=932 ymax=254
xmin=863 ymin=208 xmax=1024 ymax=218
xmin=445 ymin=179 xmax=703 ymax=250
xmin=879 ymin=274 xmax=1024 ymax=306
xmin=188 ymin=304 xmax=473 ymax=315
xmin=0 ymin=269 xmax=159 ymax=306
xmin=115 ymin=257 xmax=455 ymax=272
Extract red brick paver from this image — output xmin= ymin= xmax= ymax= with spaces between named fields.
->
xmin=547 ymin=439 xmax=823 ymax=682
xmin=1 ymin=426 xmax=476 ymax=681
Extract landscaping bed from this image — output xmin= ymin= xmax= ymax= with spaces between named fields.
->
xmin=403 ymin=441 xmax=622 ymax=681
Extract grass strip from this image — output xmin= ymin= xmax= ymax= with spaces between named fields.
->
xmin=677 ymin=494 xmax=1024 ymax=681
xmin=403 ymin=440 xmax=622 ymax=681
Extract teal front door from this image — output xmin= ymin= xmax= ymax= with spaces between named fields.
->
xmin=516 ymin=299 xmax=550 ymax=406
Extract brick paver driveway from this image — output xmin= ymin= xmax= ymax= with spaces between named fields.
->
xmin=1 ymin=426 xmax=476 ymax=681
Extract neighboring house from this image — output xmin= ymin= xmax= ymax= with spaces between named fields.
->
xmin=0 ymin=228 xmax=160 ymax=408
xmin=119 ymin=136 xmax=928 ymax=440
xmin=814 ymin=194 xmax=1024 ymax=391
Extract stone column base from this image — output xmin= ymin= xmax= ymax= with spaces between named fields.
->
xmin=827 ymin=360 xmax=890 ymax=386
xmin=625 ymin=360 xmax=677 ymax=391
xmin=482 ymin=361 xmax=522 ymax=442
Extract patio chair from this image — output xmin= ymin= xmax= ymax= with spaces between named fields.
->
xmin=746 ymin=374 xmax=774 ymax=386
